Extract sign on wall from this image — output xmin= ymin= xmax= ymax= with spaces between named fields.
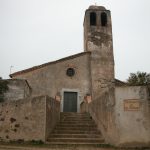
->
xmin=124 ymin=99 xmax=141 ymax=111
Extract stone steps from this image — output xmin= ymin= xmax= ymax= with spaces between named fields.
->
xmin=58 ymin=122 xmax=95 ymax=125
xmin=55 ymin=126 xmax=97 ymax=130
xmin=46 ymin=142 xmax=106 ymax=145
xmin=47 ymin=137 xmax=105 ymax=143
xmin=56 ymin=124 xmax=96 ymax=127
xmin=47 ymin=112 xmax=105 ymax=145
xmin=59 ymin=121 xmax=95 ymax=124
xmin=48 ymin=133 xmax=101 ymax=138
xmin=52 ymin=130 xmax=100 ymax=134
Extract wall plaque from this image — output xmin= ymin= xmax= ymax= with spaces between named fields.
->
xmin=124 ymin=99 xmax=140 ymax=111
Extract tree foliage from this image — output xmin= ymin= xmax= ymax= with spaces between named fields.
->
xmin=127 ymin=71 xmax=150 ymax=86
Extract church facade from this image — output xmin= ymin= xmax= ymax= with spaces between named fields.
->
xmin=0 ymin=5 xmax=150 ymax=147
xmin=10 ymin=6 xmax=114 ymax=112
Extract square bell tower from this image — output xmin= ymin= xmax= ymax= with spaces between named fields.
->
xmin=84 ymin=5 xmax=115 ymax=99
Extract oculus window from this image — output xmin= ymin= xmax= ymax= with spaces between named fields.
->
xmin=66 ymin=68 xmax=75 ymax=77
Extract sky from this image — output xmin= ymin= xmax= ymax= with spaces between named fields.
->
xmin=0 ymin=0 xmax=150 ymax=81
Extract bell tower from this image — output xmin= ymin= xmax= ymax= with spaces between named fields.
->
xmin=84 ymin=6 xmax=115 ymax=99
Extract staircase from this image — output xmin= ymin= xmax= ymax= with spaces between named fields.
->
xmin=47 ymin=112 xmax=105 ymax=145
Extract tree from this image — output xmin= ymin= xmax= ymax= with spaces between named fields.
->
xmin=127 ymin=71 xmax=150 ymax=86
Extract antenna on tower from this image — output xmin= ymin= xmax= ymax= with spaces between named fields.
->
xmin=10 ymin=66 xmax=14 ymax=74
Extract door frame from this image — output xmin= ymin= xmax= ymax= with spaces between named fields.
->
xmin=61 ymin=88 xmax=80 ymax=112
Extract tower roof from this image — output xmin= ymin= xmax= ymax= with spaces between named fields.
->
xmin=88 ymin=5 xmax=106 ymax=11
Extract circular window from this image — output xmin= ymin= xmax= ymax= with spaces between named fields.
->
xmin=66 ymin=68 xmax=75 ymax=77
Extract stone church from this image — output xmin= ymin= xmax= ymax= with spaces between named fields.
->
xmin=0 ymin=5 xmax=150 ymax=147
xmin=10 ymin=5 xmax=114 ymax=112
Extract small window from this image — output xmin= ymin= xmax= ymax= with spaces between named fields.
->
xmin=101 ymin=12 xmax=107 ymax=26
xmin=66 ymin=68 xmax=75 ymax=77
xmin=90 ymin=12 xmax=96 ymax=26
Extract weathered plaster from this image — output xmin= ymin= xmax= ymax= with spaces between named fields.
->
xmin=115 ymin=86 xmax=150 ymax=146
xmin=0 ymin=96 xmax=60 ymax=142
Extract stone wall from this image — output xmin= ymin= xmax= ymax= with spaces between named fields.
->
xmin=0 ymin=96 xmax=60 ymax=142
xmin=115 ymin=86 xmax=150 ymax=146
xmin=45 ymin=97 xmax=60 ymax=139
xmin=87 ymin=88 xmax=119 ymax=145
xmin=85 ymin=85 xmax=150 ymax=147
xmin=3 ymin=79 xmax=31 ymax=101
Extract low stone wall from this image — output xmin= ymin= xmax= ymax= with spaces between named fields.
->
xmin=0 ymin=95 xmax=60 ymax=142
xmin=87 ymin=88 xmax=119 ymax=145
xmin=80 ymin=101 xmax=88 ymax=113
xmin=115 ymin=86 xmax=150 ymax=146
xmin=45 ymin=98 xmax=60 ymax=139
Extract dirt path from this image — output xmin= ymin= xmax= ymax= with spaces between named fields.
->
xmin=0 ymin=145 xmax=116 ymax=150
xmin=0 ymin=144 xmax=149 ymax=150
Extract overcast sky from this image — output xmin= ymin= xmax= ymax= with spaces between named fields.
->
xmin=0 ymin=0 xmax=150 ymax=81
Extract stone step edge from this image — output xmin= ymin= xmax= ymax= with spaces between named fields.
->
xmin=56 ymin=124 xmax=96 ymax=126
xmin=61 ymin=113 xmax=90 ymax=114
xmin=54 ymin=127 xmax=98 ymax=129
xmin=47 ymin=137 xmax=104 ymax=140
xmin=49 ymin=133 xmax=102 ymax=138
xmin=50 ymin=133 xmax=101 ymax=136
xmin=57 ymin=122 xmax=96 ymax=126
xmin=52 ymin=131 xmax=100 ymax=133
xmin=53 ymin=129 xmax=99 ymax=131
xmin=46 ymin=142 xmax=106 ymax=145
xmin=58 ymin=121 xmax=95 ymax=123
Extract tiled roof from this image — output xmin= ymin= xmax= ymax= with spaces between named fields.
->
xmin=115 ymin=79 xmax=127 ymax=86
xmin=10 ymin=52 xmax=91 ymax=78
